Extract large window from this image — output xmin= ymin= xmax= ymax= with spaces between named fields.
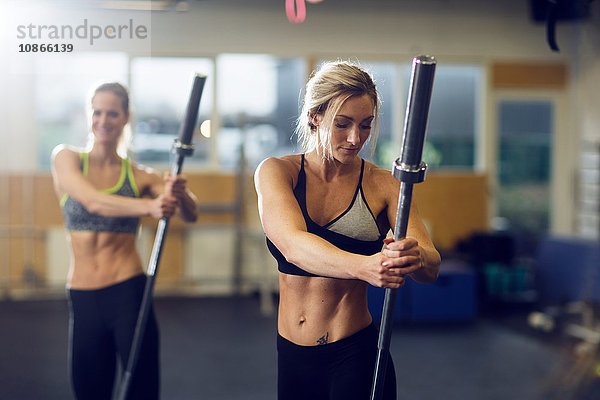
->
xmin=130 ymin=57 xmax=214 ymax=167
xmin=216 ymin=54 xmax=306 ymax=169
xmin=35 ymin=55 xmax=481 ymax=173
xmin=497 ymin=100 xmax=553 ymax=236
xmin=414 ymin=64 xmax=481 ymax=170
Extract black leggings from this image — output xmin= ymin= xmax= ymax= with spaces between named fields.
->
xmin=67 ymin=274 xmax=160 ymax=400
xmin=277 ymin=323 xmax=397 ymax=400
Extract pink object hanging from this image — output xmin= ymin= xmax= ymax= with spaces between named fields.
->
xmin=286 ymin=0 xmax=324 ymax=24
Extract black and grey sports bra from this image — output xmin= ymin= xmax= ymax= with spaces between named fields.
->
xmin=61 ymin=152 xmax=141 ymax=234
xmin=266 ymin=154 xmax=386 ymax=277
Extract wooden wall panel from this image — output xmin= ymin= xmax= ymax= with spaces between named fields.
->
xmin=492 ymin=62 xmax=567 ymax=89
xmin=34 ymin=174 xmax=63 ymax=227
xmin=5 ymin=235 xmax=47 ymax=288
xmin=187 ymin=173 xmax=237 ymax=226
xmin=152 ymin=228 xmax=185 ymax=287
xmin=414 ymin=172 xmax=489 ymax=251
xmin=8 ymin=176 xmax=24 ymax=225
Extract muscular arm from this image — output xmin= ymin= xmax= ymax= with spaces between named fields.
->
xmin=51 ymin=145 xmax=159 ymax=218
xmin=255 ymin=157 xmax=403 ymax=288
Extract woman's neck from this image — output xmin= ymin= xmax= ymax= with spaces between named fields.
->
xmin=306 ymin=151 xmax=360 ymax=182
xmin=89 ymin=143 xmax=121 ymax=165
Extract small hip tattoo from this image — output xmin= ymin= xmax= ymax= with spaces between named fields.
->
xmin=316 ymin=332 xmax=329 ymax=345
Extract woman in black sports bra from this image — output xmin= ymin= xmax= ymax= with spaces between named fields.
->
xmin=51 ymin=82 xmax=198 ymax=400
xmin=255 ymin=61 xmax=441 ymax=400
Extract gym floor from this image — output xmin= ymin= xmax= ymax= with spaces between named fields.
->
xmin=0 ymin=294 xmax=595 ymax=400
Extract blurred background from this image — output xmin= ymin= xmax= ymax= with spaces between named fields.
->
xmin=0 ymin=0 xmax=599 ymax=399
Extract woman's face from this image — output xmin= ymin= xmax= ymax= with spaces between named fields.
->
xmin=328 ymin=94 xmax=374 ymax=164
xmin=91 ymin=91 xmax=129 ymax=145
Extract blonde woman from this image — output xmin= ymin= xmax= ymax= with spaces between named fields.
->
xmin=51 ymin=82 xmax=198 ymax=400
xmin=255 ymin=61 xmax=441 ymax=400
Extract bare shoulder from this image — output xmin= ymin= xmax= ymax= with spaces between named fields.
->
xmin=363 ymin=160 xmax=398 ymax=191
xmin=51 ymin=144 xmax=80 ymax=165
xmin=257 ymin=154 xmax=300 ymax=173
xmin=255 ymin=154 xmax=301 ymax=183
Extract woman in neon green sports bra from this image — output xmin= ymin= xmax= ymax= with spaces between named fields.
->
xmin=51 ymin=82 xmax=198 ymax=400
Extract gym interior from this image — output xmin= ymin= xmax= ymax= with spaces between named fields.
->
xmin=0 ymin=0 xmax=599 ymax=399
